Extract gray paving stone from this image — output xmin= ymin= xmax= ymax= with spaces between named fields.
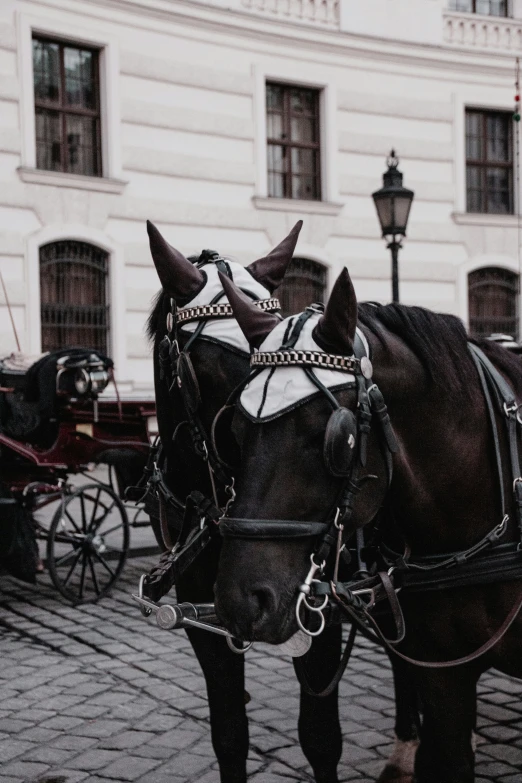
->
xmin=99 ymin=756 xmax=161 ymax=780
xmin=67 ymin=748 xmax=124 ymax=770
xmin=2 ymin=558 xmax=522 ymax=783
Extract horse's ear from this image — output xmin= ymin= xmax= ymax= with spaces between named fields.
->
xmin=218 ymin=272 xmax=279 ymax=349
xmin=246 ymin=220 xmax=303 ymax=293
xmin=147 ymin=220 xmax=205 ymax=301
xmin=313 ymin=268 xmax=357 ymax=355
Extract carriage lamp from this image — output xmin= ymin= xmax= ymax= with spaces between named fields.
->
xmin=372 ymin=150 xmax=415 ymax=303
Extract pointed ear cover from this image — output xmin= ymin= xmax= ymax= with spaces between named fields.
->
xmin=313 ymin=268 xmax=358 ymax=356
xmin=147 ymin=220 xmax=205 ymax=301
xmin=246 ymin=220 xmax=303 ymax=293
xmin=218 ymin=272 xmax=279 ymax=349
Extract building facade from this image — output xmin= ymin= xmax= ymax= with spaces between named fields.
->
xmin=1 ymin=0 xmax=522 ymax=391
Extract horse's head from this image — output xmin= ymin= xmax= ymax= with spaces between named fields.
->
xmin=214 ymin=269 xmax=392 ymax=643
xmin=146 ymin=220 xmax=302 ymax=504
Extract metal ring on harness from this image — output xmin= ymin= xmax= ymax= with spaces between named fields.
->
xmin=296 ymin=556 xmax=327 ymax=637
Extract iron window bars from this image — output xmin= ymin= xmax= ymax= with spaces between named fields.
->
xmin=40 ymin=241 xmax=109 ymax=355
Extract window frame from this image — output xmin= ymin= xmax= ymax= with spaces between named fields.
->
xmin=449 ymin=0 xmax=509 ymax=15
xmin=266 ymin=82 xmax=322 ymax=202
xmin=33 ymin=34 xmax=103 ymax=177
xmin=468 ymin=266 xmax=519 ymax=339
xmin=252 ymin=64 xmax=340 ymax=210
xmin=17 ymin=11 xmax=124 ymax=188
xmin=465 ymin=108 xmax=514 ymax=215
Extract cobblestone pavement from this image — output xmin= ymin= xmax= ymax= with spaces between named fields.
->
xmin=1 ymin=556 xmax=522 ymax=783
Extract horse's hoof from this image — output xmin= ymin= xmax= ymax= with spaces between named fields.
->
xmin=376 ymin=765 xmax=414 ymax=783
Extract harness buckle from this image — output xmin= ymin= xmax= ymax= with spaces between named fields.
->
xmin=504 ymin=400 xmax=518 ymax=418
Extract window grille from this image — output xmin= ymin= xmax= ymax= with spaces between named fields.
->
xmin=449 ymin=0 xmax=508 ymax=16
xmin=40 ymin=241 xmax=109 ymax=354
xmin=33 ymin=36 xmax=102 ymax=176
xmin=468 ymin=267 xmax=519 ymax=339
xmin=465 ymin=109 xmax=514 ymax=215
xmin=276 ymin=258 xmax=327 ymax=317
xmin=266 ymin=82 xmax=321 ymax=201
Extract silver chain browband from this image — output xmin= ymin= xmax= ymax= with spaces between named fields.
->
xmin=251 ymin=350 xmax=373 ymax=377
xmin=176 ymin=298 xmax=281 ymax=326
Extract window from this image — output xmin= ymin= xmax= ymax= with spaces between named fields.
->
xmin=33 ymin=36 xmax=102 ymax=176
xmin=466 ymin=110 xmax=513 ymax=214
xmin=468 ymin=267 xmax=519 ymax=338
xmin=266 ymin=83 xmax=321 ymax=201
xmin=276 ymin=258 xmax=327 ymax=317
xmin=40 ymin=241 xmax=109 ymax=354
xmin=449 ymin=0 xmax=508 ymax=15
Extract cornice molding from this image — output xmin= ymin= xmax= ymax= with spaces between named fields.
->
xmin=50 ymin=0 xmax=522 ymax=78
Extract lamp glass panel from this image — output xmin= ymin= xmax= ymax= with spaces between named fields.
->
xmin=374 ymin=194 xmax=393 ymax=233
xmin=393 ymin=195 xmax=413 ymax=233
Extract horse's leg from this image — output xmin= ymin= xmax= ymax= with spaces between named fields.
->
xmin=177 ymin=546 xmax=249 ymax=783
xmin=377 ymin=656 xmax=420 ymax=783
xmin=414 ymin=668 xmax=478 ymax=783
xmin=294 ymin=624 xmax=343 ymax=783
xmin=183 ymin=626 xmax=249 ymax=783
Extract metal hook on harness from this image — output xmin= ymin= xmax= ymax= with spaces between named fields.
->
xmin=296 ymin=555 xmax=327 ymax=637
xmin=226 ymin=637 xmax=253 ymax=655
xmin=138 ymin=575 xmax=152 ymax=617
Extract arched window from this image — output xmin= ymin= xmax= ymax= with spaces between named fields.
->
xmin=40 ymin=240 xmax=109 ymax=354
xmin=468 ymin=267 xmax=519 ymax=339
xmin=276 ymin=257 xmax=327 ymax=317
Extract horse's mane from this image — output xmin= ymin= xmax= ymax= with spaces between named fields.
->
xmin=147 ymin=289 xmax=164 ymax=342
xmin=358 ymin=302 xmax=522 ymax=399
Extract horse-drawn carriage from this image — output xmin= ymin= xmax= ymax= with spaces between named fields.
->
xmin=0 ymin=348 xmax=156 ymax=604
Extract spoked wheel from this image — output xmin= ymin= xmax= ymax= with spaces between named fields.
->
xmin=47 ymin=483 xmax=129 ymax=604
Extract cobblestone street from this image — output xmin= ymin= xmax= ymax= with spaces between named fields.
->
xmin=0 ymin=556 xmax=522 ymax=783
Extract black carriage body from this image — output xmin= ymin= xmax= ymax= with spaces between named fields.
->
xmin=0 ymin=350 xmax=156 ymax=602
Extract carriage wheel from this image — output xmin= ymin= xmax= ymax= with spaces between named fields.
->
xmin=46 ymin=483 xmax=129 ymax=604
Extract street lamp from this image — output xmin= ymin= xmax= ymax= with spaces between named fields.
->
xmin=372 ymin=150 xmax=414 ymax=303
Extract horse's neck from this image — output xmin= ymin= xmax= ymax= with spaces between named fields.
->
xmin=387 ymin=380 xmax=501 ymax=555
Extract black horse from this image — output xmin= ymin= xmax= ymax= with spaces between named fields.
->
xmin=146 ymin=229 xmax=420 ymax=783
xmin=215 ymin=267 xmax=522 ymax=783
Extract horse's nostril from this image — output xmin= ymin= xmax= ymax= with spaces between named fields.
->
xmin=250 ymin=586 xmax=276 ymax=623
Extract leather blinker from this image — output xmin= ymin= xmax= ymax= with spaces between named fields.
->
xmin=324 ymin=407 xmax=358 ymax=477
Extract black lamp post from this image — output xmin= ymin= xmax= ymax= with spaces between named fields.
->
xmin=372 ymin=150 xmax=414 ymax=303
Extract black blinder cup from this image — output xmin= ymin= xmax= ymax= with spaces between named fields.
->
xmin=324 ymin=407 xmax=358 ymax=477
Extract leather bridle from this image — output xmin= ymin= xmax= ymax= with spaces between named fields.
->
xmin=139 ymin=252 xmax=281 ymax=602
xmin=219 ymin=307 xmax=399 ymax=636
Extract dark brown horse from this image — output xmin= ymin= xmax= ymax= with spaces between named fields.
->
xmin=146 ymin=229 xmax=420 ymax=783
xmin=215 ymin=267 xmax=522 ymax=783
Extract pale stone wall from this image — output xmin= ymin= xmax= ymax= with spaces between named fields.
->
xmin=0 ymin=0 xmax=521 ymax=391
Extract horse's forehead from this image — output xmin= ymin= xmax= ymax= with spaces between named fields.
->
xmin=178 ymin=261 xmax=270 ymax=354
xmin=187 ymin=262 xmax=270 ymax=308
xmin=240 ymin=315 xmax=357 ymax=421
